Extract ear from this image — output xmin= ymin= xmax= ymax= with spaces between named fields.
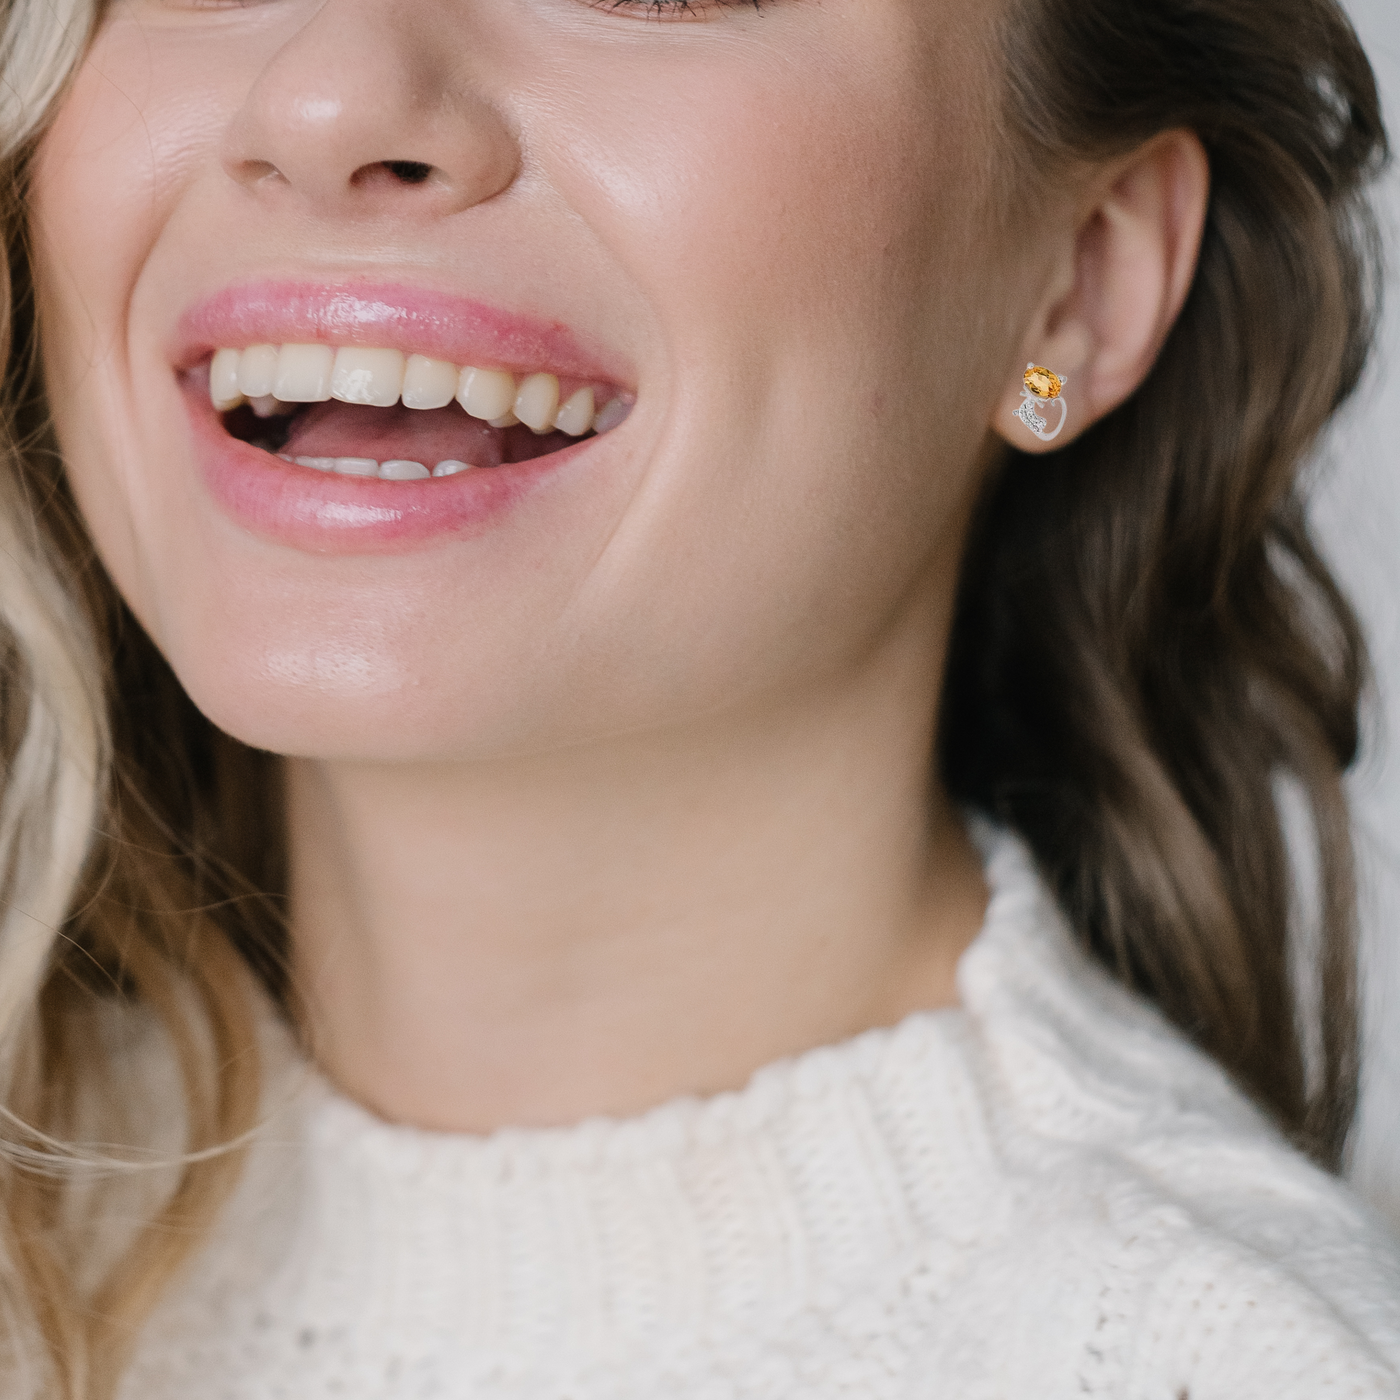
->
xmin=993 ymin=129 xmax=1211 ymax=454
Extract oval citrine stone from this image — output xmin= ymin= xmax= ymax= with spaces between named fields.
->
xmin=1024 ymin=366 xmax=1062 ymax=399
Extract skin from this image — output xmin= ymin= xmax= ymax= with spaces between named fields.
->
xmin=29 ymin=0 xmax=1209 ymax=1132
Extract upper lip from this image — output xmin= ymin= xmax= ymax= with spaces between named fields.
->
xmin=173 ymin=280 xmax=631 ymax=386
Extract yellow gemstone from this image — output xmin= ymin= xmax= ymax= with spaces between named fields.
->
xmin=1024 ymin=366 xmax=1062 ymax=400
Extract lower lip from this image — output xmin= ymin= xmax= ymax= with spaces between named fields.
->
xmin=186 ymin=382 xmax=592 ymax=555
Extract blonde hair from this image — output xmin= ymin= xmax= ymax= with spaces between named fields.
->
xmin=0 ymin=5 xmax=274 ymax=1395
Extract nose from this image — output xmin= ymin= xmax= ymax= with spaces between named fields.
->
xmin=221 ymin=0 xmax=518 ymax=220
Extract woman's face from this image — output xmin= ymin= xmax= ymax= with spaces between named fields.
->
xmin=32 ymin=0 xmax=1019 ymax=761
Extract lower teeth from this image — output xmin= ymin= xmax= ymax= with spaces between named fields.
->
xmin=279 ymin=455 xmax=477 ymax=479
xmin=380 ymin=459 xmax=431 ymax=480
xmin=244 ymin=397 xmax=633 ymax=480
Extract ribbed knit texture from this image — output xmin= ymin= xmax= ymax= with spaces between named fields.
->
xmin=124 ymin=828 xmax=1400 ymax=1398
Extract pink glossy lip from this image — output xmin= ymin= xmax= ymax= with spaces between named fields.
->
xmin=187 ymin=379 xmax=597 ymax=555
xmin=175 ymin=280 xmax=629 ymax=382
xmin=178 ymin=282 xmax=626 ymax=555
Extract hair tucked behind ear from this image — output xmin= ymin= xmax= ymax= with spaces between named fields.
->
xmin=942 ymin=0 xmax=1387 ymax=1165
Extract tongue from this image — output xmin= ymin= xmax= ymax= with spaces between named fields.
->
xmin=283 ymin=401 xmax=508 ymax=469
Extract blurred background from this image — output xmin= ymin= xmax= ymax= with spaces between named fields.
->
xmin=1321 ymin=0 xmax=1399 ymax=1225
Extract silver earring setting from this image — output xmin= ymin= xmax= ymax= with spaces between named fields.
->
xmin=1015 ymin=364 xmax=1068 ymax=442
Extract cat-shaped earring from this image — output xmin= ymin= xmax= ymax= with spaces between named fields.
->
xmin=1015 ymin=364 xmax=1068 ymax=443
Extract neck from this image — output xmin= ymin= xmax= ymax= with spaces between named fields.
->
xmin=287 ymin=645 xmax=987 ymax=1134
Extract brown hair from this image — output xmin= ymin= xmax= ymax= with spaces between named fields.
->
xmin=943 ymin=0 xmax=1388 ymax=1165
xmin=0 ymin=0 xmax=1385 ymax=1394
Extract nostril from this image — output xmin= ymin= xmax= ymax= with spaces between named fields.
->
xmin=382 ymin=160 xmax=433 ymax=185
xmin=232 ymin=159 xmax=285 ymax=188
xmin=349 ymin=160 xmax=436 ymax=193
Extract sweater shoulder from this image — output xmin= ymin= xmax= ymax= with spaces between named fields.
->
xmin=957 ymin=828 xmax=1400 ymax=1394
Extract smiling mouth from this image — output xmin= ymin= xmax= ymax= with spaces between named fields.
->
xmin=210 ymin=343 xmax=633 ymax=480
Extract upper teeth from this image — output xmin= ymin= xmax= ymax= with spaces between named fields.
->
xmin=209 ymin=345 xmax=610 ymax=437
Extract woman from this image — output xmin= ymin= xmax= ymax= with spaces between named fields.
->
xmin=0 ymin=0 xmax=1396 ymax=1393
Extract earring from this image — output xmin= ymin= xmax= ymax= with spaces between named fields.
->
xmin=1015 ymin=364 xmax=1068 ymax=442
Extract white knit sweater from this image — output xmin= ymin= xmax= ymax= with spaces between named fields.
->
xmin=123 ymin=829 xmax=1400 ymax=1398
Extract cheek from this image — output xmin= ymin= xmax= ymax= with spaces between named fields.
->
xmin=521 ymin=8 xmax=1001 ymax=662
xmin=540 ymin=7 xmax=992 ymax=389
xmin=33 ymin=21 xmax=236 ymax=603
xmin=35 ymin=19 xmax=230 ymax=367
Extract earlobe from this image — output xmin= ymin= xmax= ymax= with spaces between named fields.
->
xmin=994 ymin=346 xmax=1086 ymax=455
xmin=991 ymin=129 xmax=1211 ymax=455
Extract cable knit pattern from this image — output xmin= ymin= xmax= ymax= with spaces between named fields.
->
xmin=122 ymin=828 xmax=1400 ymax=1398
